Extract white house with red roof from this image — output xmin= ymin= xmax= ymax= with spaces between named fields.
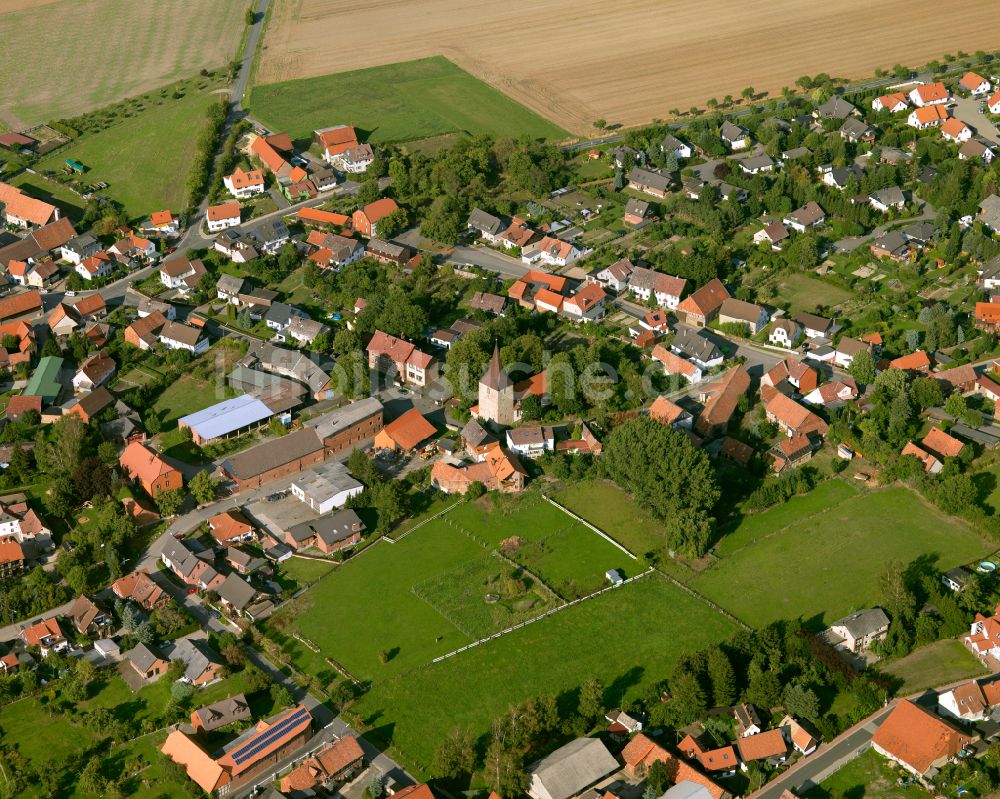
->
xmin=965 ymin=604 xmax=1000 ymax=665
xmin=909 ymin=82 xmax=950 ymax=107
xmin=959 ymin=71 xmax=991 ymax=96
xmin=523 ymin=236 xmax=582 ymax=267
xmin=19 ymin=616 xmax=67 ymax=656
xmin=223 ymin=166 xmax=266 ymax=199
xmin=941 ymin=118 xmax=973 ymax=144
xmin=206 ymin=201 xmax=241 ymax=233
xmin=871 ymin=93 xmax=909 ymax=113
xmin=989 ymin=90 xmax=1000 ymax=115
xmin=562 ymin=282 xmax=608 ymax=322
xmin=908 ymin=104 xmax=950 ymax=129
xmin=652 ymin=344 xmax=702 ymax=384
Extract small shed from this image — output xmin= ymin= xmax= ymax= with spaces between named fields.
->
xmin=606 ymin=569 xmax=624 ymax=586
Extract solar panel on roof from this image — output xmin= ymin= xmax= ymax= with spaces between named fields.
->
xmin=230 ymin=707 xmax=310 ymax=765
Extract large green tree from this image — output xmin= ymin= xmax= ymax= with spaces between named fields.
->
xmin=602 ymin=417 xmax=720 ymax=557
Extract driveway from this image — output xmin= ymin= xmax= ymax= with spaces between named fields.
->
xmin=953 ymin=95 xmax=1000 ymax=146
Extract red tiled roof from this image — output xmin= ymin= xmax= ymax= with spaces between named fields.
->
xmin=678 ymin=278 xmax=730 ymax=318
xmin=207 ymin=202 xmax=240 ymax=223
xmin=208 ymin=510 xmax=254 ymax=543
xmin=0 ymin=183 xmax=59 ymax=226
xmin=737 ymin=728 xmax=787 ymax=762
xmin=872 ymin=700 xmax=970 ymax=774
xmin=297 ymin=207 xmax=349 ymax=226
xmin=376 ymin=408 xmax=436 ymax=451
xmin=888 ymin=350 xmax=930 ymax=371
xmin=922 ymin=426 xmax=964 ymax=459
xmin=0 ymin=290 xmax=42 ymax=321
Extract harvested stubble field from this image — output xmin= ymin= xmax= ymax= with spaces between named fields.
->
xmin=0 ymin=0 xmax=245 ymax=128
xmin=256 ymin=0 xmax=1000 ymax=135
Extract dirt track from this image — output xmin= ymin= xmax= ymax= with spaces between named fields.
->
xmin=257 ymin=0 xmax=1000 ymax=135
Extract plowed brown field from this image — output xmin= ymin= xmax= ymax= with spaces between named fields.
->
xmin=257 ymin=0 xmax=999 ymax=135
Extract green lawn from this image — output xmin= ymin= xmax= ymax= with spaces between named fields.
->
xmin=247 ymin=56 xmax=569 ymax=145
xmin=803 ymin=749 xmax=930 ymax=799
xmin=882 ymin=639 xmax=988 ymax=693
xmin=34 ymin=86 xmax=222 ymax=216
xmin=689 ymin=485 xmax=995 ymax=628
xmin=151 ymin=374 xmax=225 ymax=429
xmin=551 ymin=480 xmax=670 ymax=559
xmin=447 ymin=493 xmax=575 ymax=547
xmin=776 ymin=273 xmax=855 ymax=313
xmin=349 ymin=575 xmax=738 ymax=774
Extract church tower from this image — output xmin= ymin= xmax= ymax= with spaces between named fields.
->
xmin=478 ymin=343 xmax=515 ymax=427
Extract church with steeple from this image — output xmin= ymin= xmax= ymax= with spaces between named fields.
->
xmin=478 ymin=343 xmax=515 ymax=427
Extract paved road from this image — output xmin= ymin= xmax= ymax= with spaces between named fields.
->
xmin=753 ymin=705 xmax=896 ymax=799
xmin=953 ymin=95 xmax=1000 ymax=146
xmin=445 ymin=243 xmax=530 ymax=278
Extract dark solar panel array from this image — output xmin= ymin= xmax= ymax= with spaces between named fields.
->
xmin=230 ymin=707 xmax=310 ymax=765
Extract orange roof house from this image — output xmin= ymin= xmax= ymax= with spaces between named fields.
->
xmin=976 ymin=302 xmax=1000 ymax=330
xmin=696 ymin=366 xmax=751 ymax=436
xmin=251 ymin=135 xmax=292 ymax=176
xmin=902 ymin=440 xmax=941 ymax=473
xmin=677 ymin=734 xmax=739 ymax=773
xmin=736 ymin=729 xmax=788 ymax=763
xmin=871 ymin=700 xmax=970 ymax=776
xmin=911 ymin=82 xmax=950 ymax=105
xmin=0 ymin=182 xmax=60 ymax=227
xmin=112 ymin=568 xmax=168 ymax=610
xmin=621 ymin=734 xmax=726 ymax=799
xmin=5 ymin=395 xmax=42 ymax=419
xmin=910 ymin=105 xmax=949 ymax=127
xmin=316 ymin=125 xmax=360 ymax=158
xmin=279 ymin=734 xmax=365 ymax=793
xmin=888 ymin=350 xmax=931 ymax=373
xmin=352 ymin=198 xmax=400 ymax=238
xmin=677 ymin=279 xmax=730 ymax=327
xmin=207 ymin=201 xmax=241 ymax=226
xmin=431 ymin=442 xmax=527 ymax=494
xmin=208 ymin=509 xmax=256 ymax=544
xmin=162 ymin=729 xmax=230 ymax=794
xmin=533 ymin=287 xmax=565 ymax=314
xmin=941 ymin=117 xmax=972 ymax=142
xmin=0 ymin=290 xmax=42 ymax=322
xmin=150 ymin=210 xmax=175 ymax=228
xmin=649 ymin=396 xmax=691 ymax=428
xmin=374 ymin=408 xmax=436 ymax=452
xmin=765 ymin=392 xmax=829 ymax=438
xmin=652 ymin=345 xmax=701 ymax=382
xmin=119 ymin=440 xmax=183 ymax=498
xmin=297 ymin=207 xmax=350 ymax=227
xmin=922 ymin=426 xmax=964 ymax=460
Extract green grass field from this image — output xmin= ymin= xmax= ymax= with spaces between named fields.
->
xmin=551 ymin=480 xmax=669 ymax=558
xmin=881 ymin=639 xmax=988 ymax=693
xmin=776 ymin=273 xmax=855 ymax=313
xmin=412 ymin=552 xmax=559 ymax=638
xmin=510 ymin=524 xmax=630 ymax=599
xmin=349 ymin=575 xmax=738 ymax=773
xmin=247 ymin=56 xmax=569 ymax=145
xmin=690 ymin=485 xmax=995 ymax=628
xmin=34 ymin=87 xmax=222 ymax=216
xmin=803 ymin=749 xmax=930 ymax=799
xmin=152 ymin=374 xmax=229 ymax=429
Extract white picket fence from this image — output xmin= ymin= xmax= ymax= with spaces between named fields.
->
xmin=541 ymin=494 xmax=637 ymax=560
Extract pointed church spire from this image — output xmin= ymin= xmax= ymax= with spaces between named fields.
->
xmin=481 ymin=341 xmax=510 ymax=391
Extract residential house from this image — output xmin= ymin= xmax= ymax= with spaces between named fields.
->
xmin=677 ymin=279 xmax=730 ymax=327
xmin=660 ymin=134 xmax=692 ymax=159
xmin=652 ymin=346 xmax=703 ymax=384
xmin=365 ymin=238 xmax=415 ymax=266
xmin=470 ymin=291 xmax=507 ymax=316
xmin=802 ymin=379 xmax=858 ymax=407
xmin=0 ymin=538 xmax=25 ymax=579
xmin=160 ymin=257 xmax=207 ymax=291
xmin=285 ymin=509 xmax=366 ymax=554
xmin=75 ymin=251 xmax=113 ymax=281
xmin=119 ymin=440 xmax=183 ymax=497
xmin=872 ymin=93 xmax=909 ymax=113
xmin=869 ymin=187 xmax=905 ymax=212
xmin=720 ymin=121 xmax=750 ymax=150
xmin=48 ymin=303 xmax=81 ymax=337
xmin=562 ymin=282 xmax=608 ymax=322
xmin=839 ymin=118 xmax=875 ymax=143
xmin=739 ymin=154 xmax=776 ymax=174
xmin=279 ymin=735 xmax=365 ymax=794
xmin=588 ymin=258 xmax=634 ymax=292
xmin=820 ymin=164 xmax=864 ymax=190
xmin=908 ymin=105 xmax=950 ymax=129
xmin=72 ymin=352 xmax=115 ymax=392
xmin=870 ymin=231 xmax=912 ymax=262
xmin=523 ymin=236 xmax=582 ymax=268
xmin=506 ymin=426 xmax=555 ymax=459
xmin=780 ymin=715 xmax=819 ymax=755
xmin=352 ymin=198 xmax=399 ymax=238
xmin=191 ymin=694 xmax=252 ymax=733
xmin=833 ymin=337 xmax=870 ymax=368
xmin=941 ymin=118 xmax=973 ymax=144
xmin=871 ymin=700 xmax=970 ymax=778
xmin=69 ymin=594 xmax=111 ymax=637
xmin=624 ymin=198 xmax=652 ymax=225
xmin=734 ymin=703 xmax=762 ymax=736
xmin=148 ymin=210 xmax=179 ymax=236
xmin=938 ymin=680 xmax=1000 ymax=723
xmin=765 ymin=392 xmax=828 ymax=437
xmin=902 ymin=440 xmax=943 ymax=473
xmin=621 ymin=734 xmax=727 ymax=799
xmin=922 ymin=426 xmax=964 ymax=461
xmin=127 ymin=643 xmax=170 ymax=682
xmin=677 ymin=733 xmax=738 ymax=776
xmin=431 ymin=443 xmax=527 ymax=494
xmin=627 ymin=167 xmax=672 ymax=198
xmin=172 ymin=637 xmax=224 ymax=686
xmin=814 ymin=96 xmax=858 ymax=120
xmin=649 ymin=395 xmax=693 ymax=429
xmin=224 ymin=167 xmax=265 ymax=199
xmin=208 ymin=510 xmax=256 ymax=546
xmin=527 ymin=738 xmax=619 ymax=799
xmin=736 ymin=730 xmax=788 ymax=768
xmin=888 ymin=350 xmax=931 ymax=374
xmin=366 ymin=330 xmax=438 ymax=387
xmin=718 ymin=298 xmax=769 ymax=334
xmin=206 ymin=201 xmax=241 ymax=232
xmin=959 ymin=139 xmax=994 ymax=164
xmin=112 ymin=568 xmax=168 ymax=610
xmin=783 ymin=201 xmax=825 ymax=232
xmin=989 ymin=90 xmax=1000 ymax=115
xmin=19 ymin=617 xmax=66 ymax=656
xmin=959 ymin=72 xmax=991 ymax=96
xmin=629 ymin=266 xmax=686 ymax=310
xmin=794 ymin=312 xmax=838 ymax=341
xmin=671 ymin=328 xmax=723 ymax=369
xmin=124 ymin=311 xmax=167 ymax=350
xmin=909 ymin=82 xmax=950 ymax=107
xmin=826 ymin=608 xmax=890 ymax=653
xmin=60 ymin=233 xmax=99 ymax=265
xmin=977 ymin=195 xmax=1000 ymax=234
xmin=217 ymin=573 xmax=257 ymax=618
xmin=753 ymin=221 xmax=789 ymax=250
xmin=159 ymin=321 xmax=209 ymax=354
xmin=696 ymin=366 xmax=751 ymax=437
xmin=762 ymin=357 xmax=818 ymax=395
xmin=768 ymin=319 xmax=800 ymax=348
